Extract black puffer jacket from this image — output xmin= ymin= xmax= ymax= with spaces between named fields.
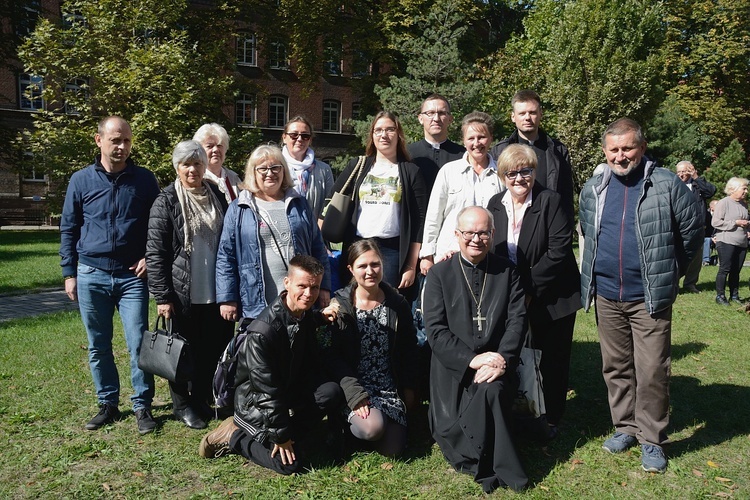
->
xmin=321 ymin=282 xmax=418 ymax=409
xmin=146 ymin=182 xmax=227 ymax=315
xmin=233 ymin=293 xmax=327 ymax=445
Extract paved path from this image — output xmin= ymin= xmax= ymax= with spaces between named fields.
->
xmin=0 ymin=288 xmax=78 ymax=322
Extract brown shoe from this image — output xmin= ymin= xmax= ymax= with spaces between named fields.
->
xmin=199 ymin=417 xmax=239 ymax=458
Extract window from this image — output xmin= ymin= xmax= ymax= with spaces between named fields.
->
xmin=19 ymin=73 xmax=44 ymax=111
xmin=322 ymin=100 xmax=341 ymax=132
xmin=323 ymin=45 xmax=343 ymax=76
xmin=352 ymin=102 xmax=363 ymax=121
xmin=62 ymin=8 xmax=86 ymax=28
xmin=268 ymin=95 xmax=288 ymax=128
xmin=64 ymin=78 xmax=87 ymax=115
xmin=15 ymin=0 xmax=40 ymax=38
xmin=22 ymin=152 xmax=45 ymax=181
xmin=236 ymin=94 xmax=256 ymax=125
xmin=269 ymin=42 xmax=289 ymax=70
xmin=351 ymin=51 xmax=371 ymax=78
xmin=236 ymin=33 xmax=256 ymax=66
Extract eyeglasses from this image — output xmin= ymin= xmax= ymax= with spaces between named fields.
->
xmin=286 ymin=132 xmax=311 ymax=141
xmin=504 ymin=168 xmax=534 ymax=180
xmin=256 ymin=165 xmax=283 ymax=175
xmin=373 ymin=127 xmax=397 ymax=137
xmin=457 ymin=230 xmax=492 ymax=242
xmin=419 ymin=110 xmax=450 ymax=120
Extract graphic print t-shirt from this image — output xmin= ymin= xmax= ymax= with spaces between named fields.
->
xmin=356 ymin=160 xmax=401 ymax=238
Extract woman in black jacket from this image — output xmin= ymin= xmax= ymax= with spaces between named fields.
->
xmin=329 ymin=111 xmax=427 ymax=299
xmin=486 ymin=144 xmax=581 ymax=437
xmin=146 ymin=140 xmax=232 ymax=429
xmin=322 ymin=239 xmax=418 ymax=456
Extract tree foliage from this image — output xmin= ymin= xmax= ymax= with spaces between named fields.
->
xmin=480 ymin=0 xmax=666 ymax=192
xmin=17 ymin=0 xmax=260 ymax=195
xmin=663 ymin=0 xmax=750 ymax=156
xmin=704 ymin=139 xmax=750 ymax=188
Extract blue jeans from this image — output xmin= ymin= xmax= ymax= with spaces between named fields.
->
xmin=76 ymin=264 xmax=154 ymax=411
xmin=703 ymin=237 xmax=712 ymax=264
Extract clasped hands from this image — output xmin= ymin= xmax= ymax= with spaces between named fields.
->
xmin=469 ymin=351 xmax=507 ymax=384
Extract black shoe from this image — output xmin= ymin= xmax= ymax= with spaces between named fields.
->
xmin=85 ymin=403 xmax=121 ymax=430
xmin=135 ymin=408 xmax=157 ymax=435
xmin=174 ymin=407 xmax=207 ymax=429
xmin=716 ymin=295 xmax=730 ymax=306
xmin=682 ymin=285 xmax=700 ymax=294
xmin=730 ymin=295 xmax=743 ymax=304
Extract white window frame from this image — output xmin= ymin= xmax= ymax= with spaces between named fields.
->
xmin=237 ymin=33 xmax=257 ymax=67
xmin=236 ymin=94 xmax=256 ymax=126
xmin=19 ymin=73 xmax=44 ymax=111
xmin=268 ymin=95 xmax=288 ymax=128
xmin=269 ymin=42 xmax=290 ymax=70
xmin=64 ymin=78 xmax=87 ymax=115
xmin=322 ymin=100 xmax=341 ymax=132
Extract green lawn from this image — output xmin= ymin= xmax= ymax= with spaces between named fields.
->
xmin=0 ymin=236 xmax=748 ymax=498
xmin=0 ymin=231 xmax=61 ymax=294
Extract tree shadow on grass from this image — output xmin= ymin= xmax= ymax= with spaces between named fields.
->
xmin=519 ymin=340 xmax=712 ymax=484
xmin=669 ymin=374 xmax=750 ymax=457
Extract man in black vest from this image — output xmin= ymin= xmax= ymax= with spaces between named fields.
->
xmin=490 ymin=90 xmax=574 ymax=222
xmin=408 ymin=93 xmax=465 ymax=195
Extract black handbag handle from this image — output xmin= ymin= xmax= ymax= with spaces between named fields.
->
xmin=154 ymin=315 xmax=173 ymax=335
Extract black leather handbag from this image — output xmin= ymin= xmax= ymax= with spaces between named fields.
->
xmin=138 ymin=316 xmax=193 ymax=382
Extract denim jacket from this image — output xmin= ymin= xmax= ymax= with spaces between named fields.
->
xmin=216 ymin=188 xmax=331 ymax=319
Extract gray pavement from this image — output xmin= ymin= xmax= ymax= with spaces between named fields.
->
xmin=0 ymin=288 xmax=78 ymax=322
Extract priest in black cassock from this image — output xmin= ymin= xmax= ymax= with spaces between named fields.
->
xmin=424 ymin=205 xmax=528 ymax=493
xmin=407 ymin=94 xmax=465 ymax=195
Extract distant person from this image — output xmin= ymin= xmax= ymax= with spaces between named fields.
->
xmin=711 ymin=177 xmax=749 ymax=305
xmin=193 ymin=123 xmax=242 ymax=204
xmin=280 ymin=115 xmax=334 ymax=221
xmin=579 ymin=118 xmax=702 ymax=473
xmin=60 ymin=116 xmax=160 ymax=435
xmin=425 ymin=206 xmax=528 ymax=493
xmin=420 ymin=111 xmax=502 ymax=275
xmin=490 ymin=89 xmax=574 ymax=222
xmin=487 ymin=144 xmax=581 ymax=435
xmin=675 ymin=161 xmax=716 ymax=293
xmin=198 ymin=255 xmax=342 ymax=475
xmin=407 ymin=94 xmax=465 ymax=194
xmin=146 ymin=140 xmax=233 ymax=430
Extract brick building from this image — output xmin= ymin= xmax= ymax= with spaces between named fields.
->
xmin=0 ymin=0 xmax=367 ymax=225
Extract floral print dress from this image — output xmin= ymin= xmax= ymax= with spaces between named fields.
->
xmin=347 ymin=303 xmax=406 ymax=426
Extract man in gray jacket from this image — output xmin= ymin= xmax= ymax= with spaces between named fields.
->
xmin=579 ymin=118 xmax=702 ymax=474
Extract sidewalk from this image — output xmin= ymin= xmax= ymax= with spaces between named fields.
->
xmin=0 ymin=288 xmax=78 ymax=322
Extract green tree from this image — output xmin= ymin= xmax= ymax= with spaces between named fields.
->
xmin=704 ymin=139 xmax=750 ymax=188
xmin=647 ymin=94 xmax=715 ymax=170
xmin=17 ymin=0 xmax=260 ymax=194
xmin=351 ymin=0 xmax=484 ymax=146
xmin=663 ymin=0 xmax=750 ymax=156
xmin=479 ymin=0 xmax=666 ymax=192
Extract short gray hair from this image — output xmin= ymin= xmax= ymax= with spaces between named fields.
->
xmin=172 ymin=140 xmax=207 ymax=172
xmin=725 ymin=177 xmax=749 ymax=196
xmin=601 ymin=118 xmax=645 ymax=147
xmin=193 ymin=123 xmax=230 ymax=150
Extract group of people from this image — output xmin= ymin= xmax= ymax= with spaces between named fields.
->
xmin=61 ymin=86 xmax=732 ymax=492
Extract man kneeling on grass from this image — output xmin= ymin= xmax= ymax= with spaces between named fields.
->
xmin=198 ymin=255 xmax=342 ymax=474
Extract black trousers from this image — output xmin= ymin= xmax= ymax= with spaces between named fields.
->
xmin=715 ymin=241 xmax=747 ymax=296
xmin=170 ymin=303 xmax=234 ymax=411
xmin=230 ymin=381 xmax=343 ymax=475
xmin=530 ymin=312 xmax=576 ymax=426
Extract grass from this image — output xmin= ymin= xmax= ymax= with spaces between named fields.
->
xmin=1 ymin=234 xmax=749 ymax=498
xmin=0 ymin=231 xmax=62 ymax=294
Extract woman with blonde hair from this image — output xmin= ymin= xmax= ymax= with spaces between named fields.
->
xmin=712 ymin=177 xmax=749 ymax=305
xmin=216 ymin=144 xmax=331 ymax=321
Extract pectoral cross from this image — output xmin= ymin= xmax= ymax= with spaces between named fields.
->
xmin=473 ymin=307 xmax=486 ymax=332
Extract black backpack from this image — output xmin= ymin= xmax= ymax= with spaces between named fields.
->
xmin=212 ymin=318 xmax=274 ymax=414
